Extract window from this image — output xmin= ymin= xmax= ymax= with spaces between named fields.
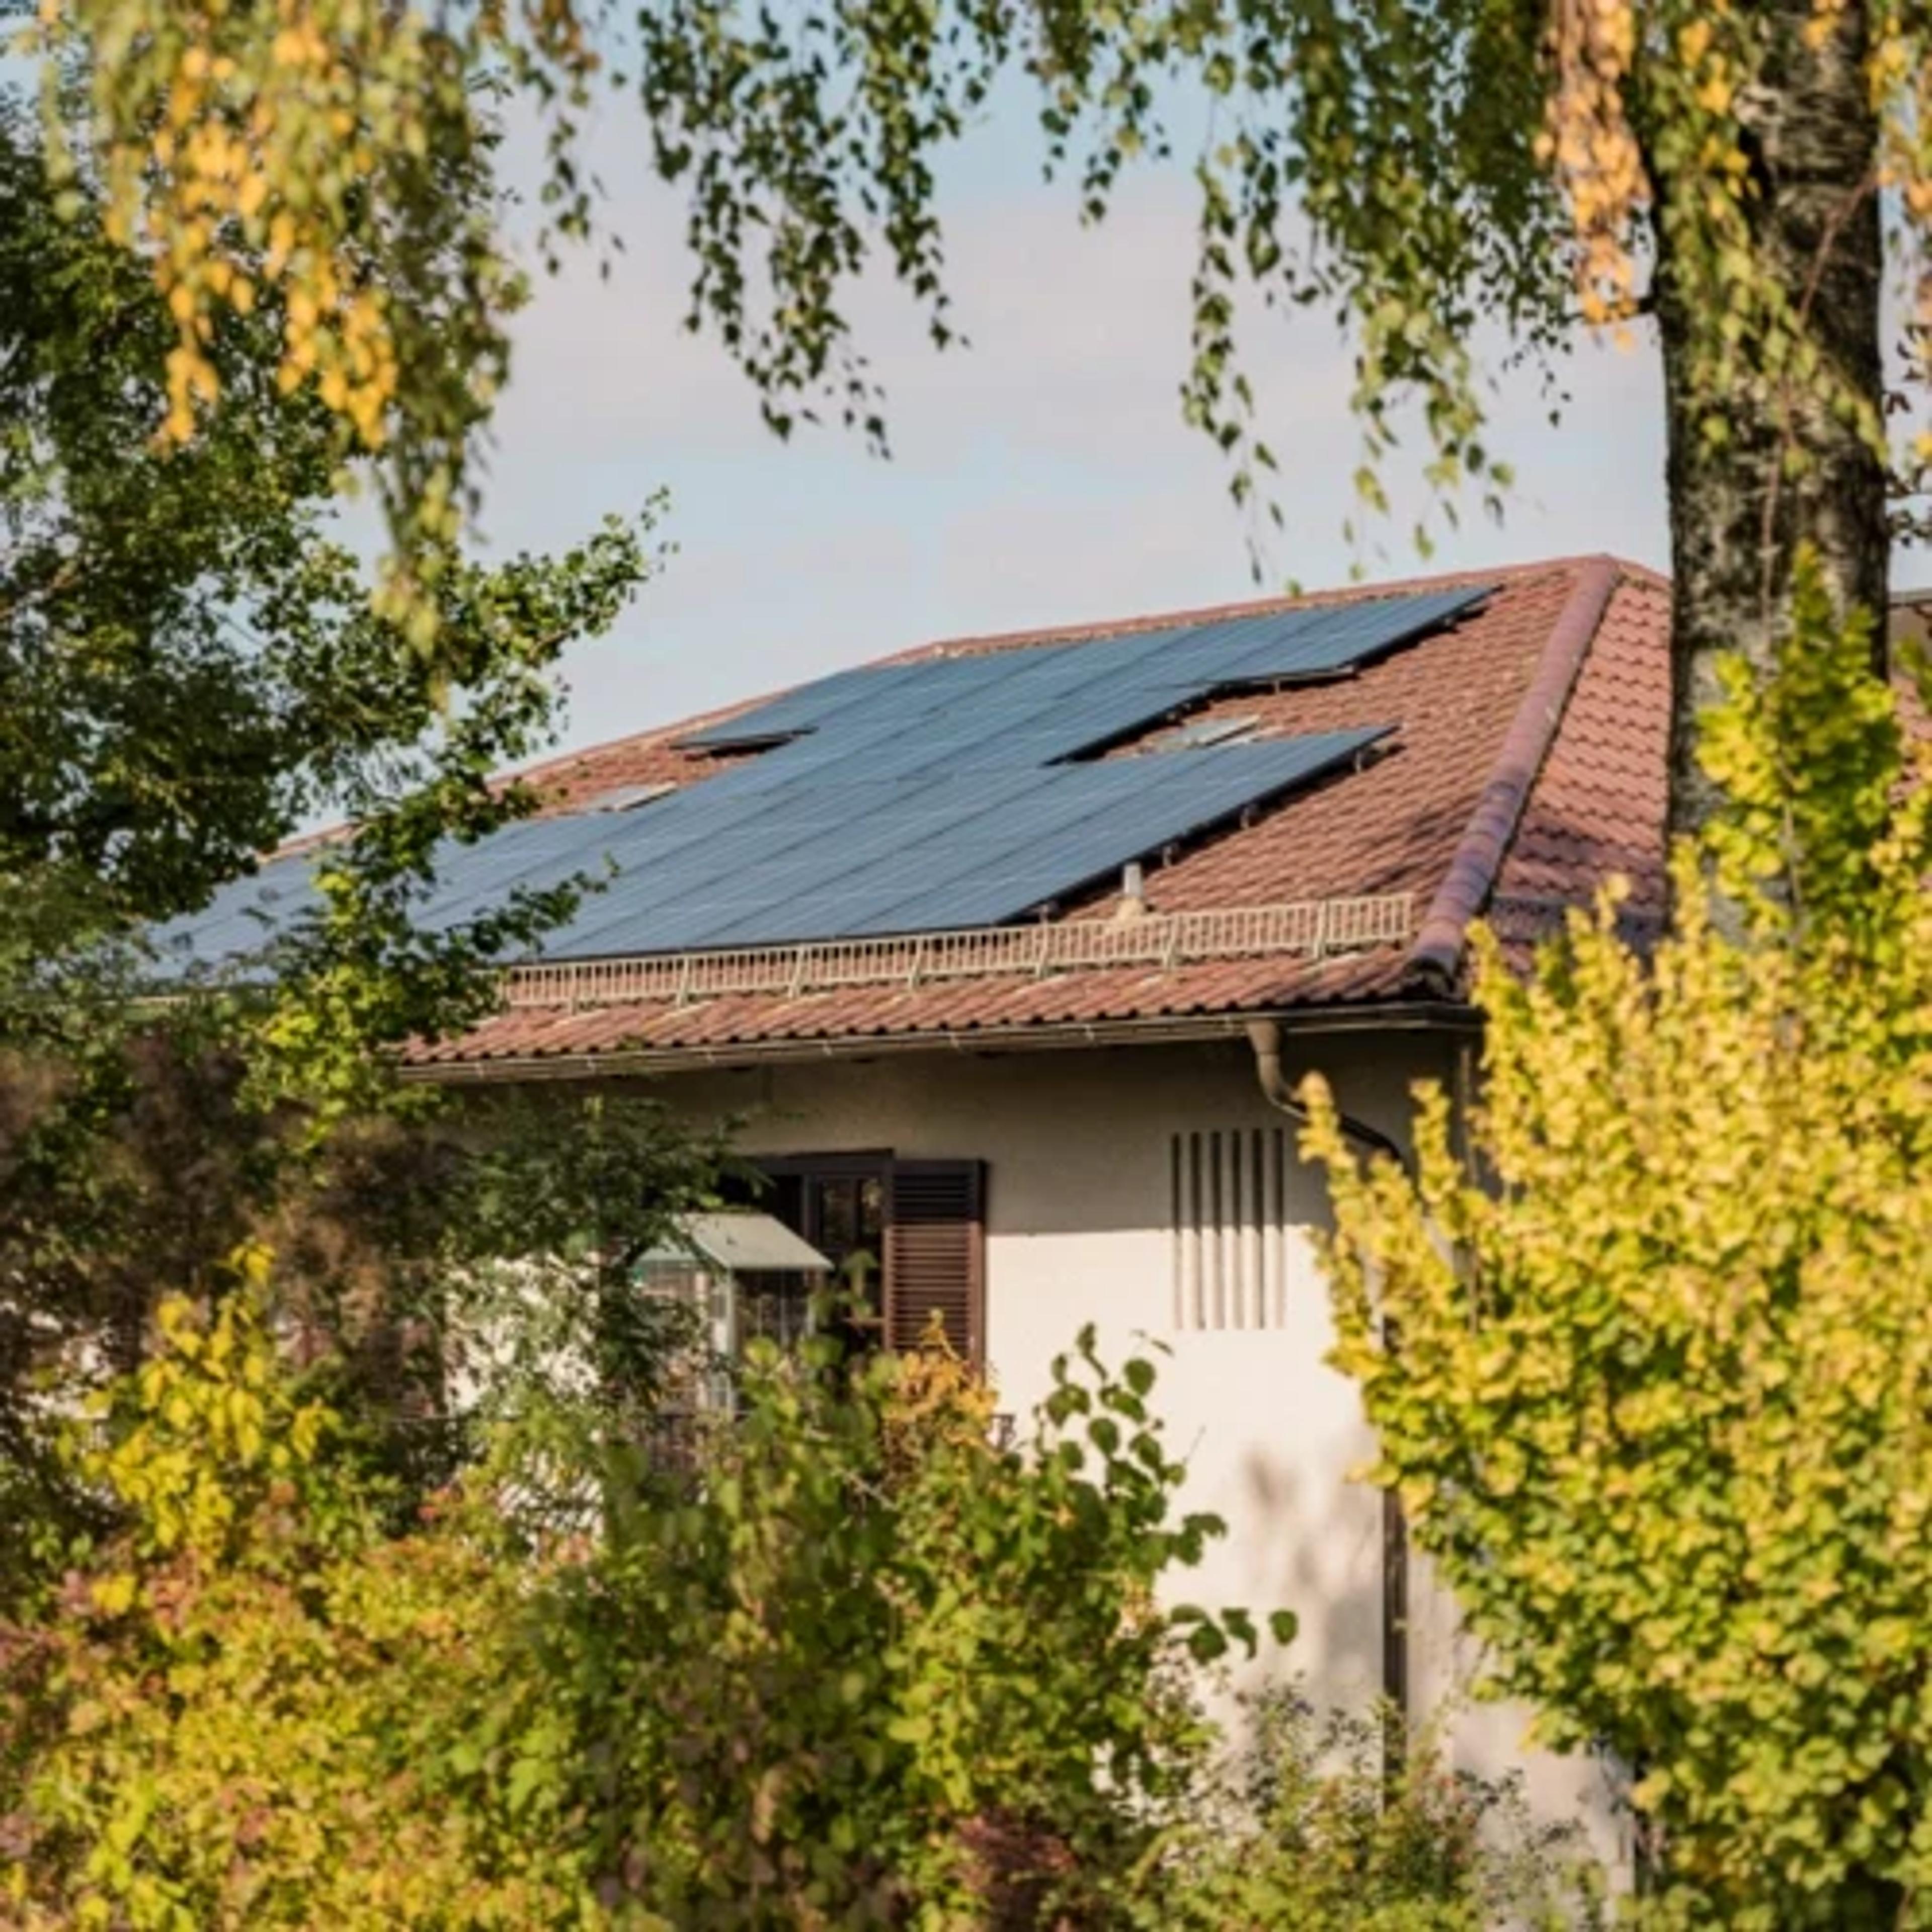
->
xmin=753 ymin=1154 xmax=986 ymax=1366
xmin=734 ymin=1270 xmax=817 ymax=1349
xmin=760 ymin=1159 xmax=888 ymax=1301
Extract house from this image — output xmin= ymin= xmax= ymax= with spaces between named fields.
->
xmin=180 ymin=553 xmax=1677 ymax=1859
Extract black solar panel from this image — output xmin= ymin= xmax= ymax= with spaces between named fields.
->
xmin=518 ymin=722 xmax=1390 ymax=956
xmin=1169 ymin=583 xmax=1492 ymax=685
xmin=151 ymin=853 xmax=321 ymax=967
xmin=836 ymin=731 xmax=1388 ymax=936
xmin=673 ymin=661 xmax=920 ymax=747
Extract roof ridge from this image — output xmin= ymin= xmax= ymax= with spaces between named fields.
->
xmin=895 ymin=552 xmax=1664 ymax=661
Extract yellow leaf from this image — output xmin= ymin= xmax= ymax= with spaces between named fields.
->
xmin=91 ymin=1573 xmax=138 ymax=1618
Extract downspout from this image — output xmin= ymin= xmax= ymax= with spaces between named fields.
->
xmin=1247 ymin=1016 xmax=1407 ymax=1168
xmin=1246 ymin=1015 xmax=1412 ymax=1761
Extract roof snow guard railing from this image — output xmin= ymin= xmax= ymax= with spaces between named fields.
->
xmin=499 ymin=893 xmax=1417 ymax=1012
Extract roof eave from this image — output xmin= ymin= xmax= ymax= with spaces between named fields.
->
xmin=398 ymin=996 xmax=1483 ymax=1084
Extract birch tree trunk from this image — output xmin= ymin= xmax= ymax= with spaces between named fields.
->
xmin=1648 ymin=0 xmax=1889 ymax=850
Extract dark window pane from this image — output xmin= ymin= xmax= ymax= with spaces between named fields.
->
xmin=817 ymin=1177 xmax=859 ymax=1256
xmin=766 ymin=1171 xmax=806 ymax=1235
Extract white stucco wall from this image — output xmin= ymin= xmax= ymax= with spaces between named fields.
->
xmin=636 ymin=1031 xmax=1625 ymax=1874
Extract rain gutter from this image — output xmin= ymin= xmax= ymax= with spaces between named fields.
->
xmin=398 ymin=999 xmax=1480 ymax=1084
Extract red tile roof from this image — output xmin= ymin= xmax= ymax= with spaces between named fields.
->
xmin=409 ymin=555 xmax=1674 ymax=1075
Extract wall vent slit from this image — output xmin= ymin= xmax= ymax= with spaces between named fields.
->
xmin=1170 ymin=1126 xmax=1292 ymax=1330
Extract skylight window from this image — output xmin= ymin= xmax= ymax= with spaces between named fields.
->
xmin=586 ymin=782 xmax=676 ymax=813
xmin=1149 ymin=714 xmax=1262 ymax=752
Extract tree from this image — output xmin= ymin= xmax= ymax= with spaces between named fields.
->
xmin=0 ymin=76 xmax=652 ymax=950
xmin=1304 ymin=559 xmax=1932 ymax=1923
xmin=19 ymin=0 xmax=1930 ymax=838
xmin=559 ymin=1325 xmax=1258 ymax=1925
xmin=0 ymin=1275 xmax=605 ymax=1928
xmin=1 ymin=83 xmax=685 ymax=1596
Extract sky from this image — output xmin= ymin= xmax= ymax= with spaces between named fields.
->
xmin=473 ymin=95 xmax=1682 ymax=759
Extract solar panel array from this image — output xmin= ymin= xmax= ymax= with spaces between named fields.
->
xmin=681 ymin=581 xmax=1486 ymax=752
xmin=157 ymin=584 xmax=1489 ymax=968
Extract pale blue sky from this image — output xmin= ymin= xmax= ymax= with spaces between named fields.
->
xmin=473 ymin=95 xmax=1686 ymax=757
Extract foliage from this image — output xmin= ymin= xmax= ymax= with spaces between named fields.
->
xmin=0 ymin=85 xmax=646 ymax=945
xmin=553 ymin=1318 xmax=1287 ymax=1926
xmin=19 ymin=0 xmax=1930 ymax=613
xmin=0 ymin=1273 xmax=598 ymax=1930
xmin=0 ymin=79 xmax=659 ymax=1154
xmin=2 ymin=55 xmax=658 ymax=1033
xmin=1 ymin=70 xmax=684 ymax=1599
xmin=1150 ymin=1688 xmax=1604 ymax=1931
xmin=1 ymin=1276 xmax=1298 ymax=1929
xmin=15 ymin=0 xmax=572 ymax=642
xmin=0 ymin=1060 xmax=725 ymax=1607
xmin=1305 ymin=553 xmax=1932 ymax=1925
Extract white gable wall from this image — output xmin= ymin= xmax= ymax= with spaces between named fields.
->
xmin=641 ymin=1030 xmax=1624 ymax=1873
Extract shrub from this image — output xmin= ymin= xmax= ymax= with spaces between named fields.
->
xmin=554 ymin=1322 xmax=1277 ymax=1927
xmin=2 ymin=1280 xmax=1280 ymax=1929
xmin=0 ymin=1272 xmax=595 ymax=1929
xmin=1149 ymin=1688 xmax=1604 ymax=1931
xmin=1307 ymin=558 xmax=1932 ymax=1923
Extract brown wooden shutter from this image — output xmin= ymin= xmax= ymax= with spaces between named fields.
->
xmin=883 ymin=1159 xmax=986 ymax=1367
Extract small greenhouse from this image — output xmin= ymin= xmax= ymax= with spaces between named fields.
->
xmin=633 ymin=1210 xmax=834 ymax=1408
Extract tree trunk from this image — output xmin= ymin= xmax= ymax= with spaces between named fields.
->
xmin=1647 ymin=0 xmax=1889 ymax=852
